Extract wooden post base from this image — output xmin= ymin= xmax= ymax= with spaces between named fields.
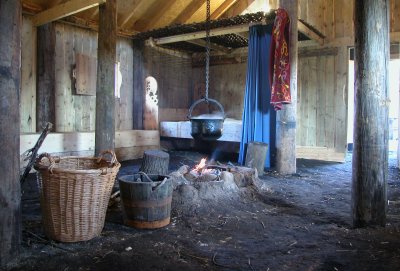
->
xmin=245 ymin=141 xmax=268 ymax=175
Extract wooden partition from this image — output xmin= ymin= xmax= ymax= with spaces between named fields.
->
xmin=21 ymin=130 xmax=160 ymax=162
xmin=296 ymin=47 xmax=348 ymax=162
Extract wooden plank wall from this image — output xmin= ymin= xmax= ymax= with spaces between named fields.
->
xmin=20 ymin=17 xmax=134 ymax=133
xmin=191 ymin=63 xmax=247 ymax=120
xmin=21 ymin=16 xmax=37 ymax=133
xmin=297 ymin=47 xmax=348 ymax=161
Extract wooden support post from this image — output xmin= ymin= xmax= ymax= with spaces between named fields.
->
xmin=132 ymin=40 xmax=144 ymax=129
xmin=140 ymin=150 xmax=170 ymax=175
xmin=276 ymin=0 xmax=298 ymax=174
xmin=352 ymin=0 xmax=389 ymax=227
xmin=36 ymin=23 xmax=56 ymax=131
xmin=0 ymin=0 xmax=21 ymax=266
xmin=95 ymin=0 xmax=117 ymax=155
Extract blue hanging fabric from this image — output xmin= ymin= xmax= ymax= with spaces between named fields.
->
xmin=238 ymin=25 xmax=276 ymax=168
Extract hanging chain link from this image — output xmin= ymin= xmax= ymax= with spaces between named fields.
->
xmin=205 ymin=0 xmax=211 ymax=100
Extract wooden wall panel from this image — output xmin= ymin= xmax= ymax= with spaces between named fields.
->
xmin=21 ymin=16 xmax=36 ymax=133
xmin=192 ymin=63 xmax=247 ymax=120
xmin=391 ymin=0 xmax=400 ymax=32
xmin=144 ymin=46 xmax=192 ymax=110
xmin=52 ymin=22 xmax=133 ymax=132
xmin=116 ymin=38 xmax=134 ymax=130
xmin=297 ymin=47 xmax=347 ymax=160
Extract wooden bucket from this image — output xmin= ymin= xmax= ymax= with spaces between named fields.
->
xmin=118 ymin=173 xmax=173 ymax=229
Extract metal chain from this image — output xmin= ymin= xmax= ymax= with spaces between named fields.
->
xmin=205 ymin=0 xmax=211 ymax=100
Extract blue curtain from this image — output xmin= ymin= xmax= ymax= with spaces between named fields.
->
xmin=238 ymin=25 xmax=276 ymax=168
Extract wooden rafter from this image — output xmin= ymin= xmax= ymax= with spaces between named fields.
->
xmin=33 ymin=0 xmax=106 ymax=26
xmin=211 ymin=0 xmax=238 ymax=20
xmin=297 ymin=20 xmax=324 ymax=45
xmin=134 ymin=0 xmax=180 ymax=32
xmin=148 ymin=24 xmax=250 ymax=45
xmin=172 ymin=0 xmax=206 ymax=25
xmin=220 ymin=0 xmax=256 ymax=19
xmin=119 ymin=0 xmax=156 ymax=29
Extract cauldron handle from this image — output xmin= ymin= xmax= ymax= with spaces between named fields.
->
xmin=187 ymin=98 xmax=225 ymax=119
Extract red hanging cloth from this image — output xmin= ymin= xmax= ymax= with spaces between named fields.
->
xmin=269 ymin=8 xmax=291 ymax=111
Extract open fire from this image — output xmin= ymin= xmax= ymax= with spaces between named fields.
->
xmin=188 ymin=158 xmax=222 ymax=181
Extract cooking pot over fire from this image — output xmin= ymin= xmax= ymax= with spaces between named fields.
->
xmin=188 ymin=98 xmax=225 ymax=141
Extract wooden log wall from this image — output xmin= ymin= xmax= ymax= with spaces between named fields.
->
xmin=20 ymin=16 xmax=135 ymax=134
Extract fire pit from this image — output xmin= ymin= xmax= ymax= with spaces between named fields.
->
xmin=169 ymin=158 xmax=265 ymax=215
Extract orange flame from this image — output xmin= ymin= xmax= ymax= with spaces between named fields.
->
xmin=194 ymin=158 xmax=207 ymax=171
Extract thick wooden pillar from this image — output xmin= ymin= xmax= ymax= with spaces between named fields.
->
xmin=95 ymin=0 xmax=117 ymax=155
xmin=352 ymin=0 xmax=389 ymax=227
xmin=132 ymin=40 xmax=144 ymax=129
xmin=0 ymin=0 xmax=21 ymax=266
xmin=36 ymin=23 xmax=56 ymax=131
xmin=276 ymin=0 xmax=298 ymax=174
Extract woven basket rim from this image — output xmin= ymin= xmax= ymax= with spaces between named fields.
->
xmin=35 ymin=155 xmax=121 ymax=174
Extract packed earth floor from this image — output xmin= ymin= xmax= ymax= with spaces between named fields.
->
xmin=4 ymin=151 xmax=400 ymax=271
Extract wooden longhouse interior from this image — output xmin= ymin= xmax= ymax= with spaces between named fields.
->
xmin=1 ymin=0 xmax=400 ymax=270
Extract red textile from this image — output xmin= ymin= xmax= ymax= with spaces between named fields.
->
xmin=269 ymin=8 xmax=291 ymax=111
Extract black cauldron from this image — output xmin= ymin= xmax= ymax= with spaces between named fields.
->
xmin=188 ymin=98 xmax=225 ymax=141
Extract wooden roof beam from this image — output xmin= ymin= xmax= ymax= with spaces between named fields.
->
xmin=119 ymin=0 xmax=157 ymax=29
xmin=135 ymin=0 xmax=180 ymax=32
xmin=33 ymin=0 xmax=106 ymax=26
xmin=172 ymin=0 xmax=206 ymax=25
xmin=148 ymin=24 xmax=250 ymax=45
xmin=210 ymin=0 xmax=238 ymax=20
xmin=297 ymin=20 xmax=324 ymax=46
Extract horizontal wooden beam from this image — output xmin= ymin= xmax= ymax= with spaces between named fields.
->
xmin=297 ymin=20 xmax=324 ymax=46
xmin=33 ymin=0 xmax=106 ymax=26
xmin=186 ymin=39 xmax=232 ymax=54
xmin=148 ymin=24 xmax=250 ymax=45
xmin=20 ymin=130 xmax=160 ymax=161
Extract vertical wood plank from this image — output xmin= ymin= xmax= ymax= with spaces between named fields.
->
xmin=117 ymin=38 xmax=134 ymax=130
xmin=95 ymin=0 xmax=117 ymax=154
xmin=315 ymin=56 xmax=326 ymax=147
xmin=276 ymin=0 xmax=298 ymax=174
xmin=306 ymin=56 xmax=317 ymax=146
xmin=21 ymin=16 xmax=37 ymax=133
xmin=352 ymin=0 xmax=389 ymax=227
xmin=324 ymin=55 xmax=336 ymax=148
xmin=334 ymin=46 xmax=348 ymax=153
xmin=133 ymin=40 xmax=145 ymax=129
xmin=0 ymin=0 xmax=21 ymax=266
xmin=36 ymin=23 xmax=56 ymax=131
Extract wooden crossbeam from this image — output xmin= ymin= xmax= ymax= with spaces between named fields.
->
xmin=186 ymin=39 xmax=231 ymax=54
xmin=172 ymin=0 xmax=206 ymax=24
xmin=297 ymin=20 xmax=324 ymax=45
xmin=33 ymin=0 xmax=106 ymax=26
xmin=211 ymin=0 xmax=238 ymax=20
xmin=148 ymin=24 xmax=250 ymax=45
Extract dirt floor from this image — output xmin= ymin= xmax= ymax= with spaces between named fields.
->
xmin=3 ymin=150 xmax=400 ymax=271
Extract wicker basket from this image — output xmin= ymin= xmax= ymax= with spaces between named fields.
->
xmin=34 ymin=150 xmax=121 ymax=242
